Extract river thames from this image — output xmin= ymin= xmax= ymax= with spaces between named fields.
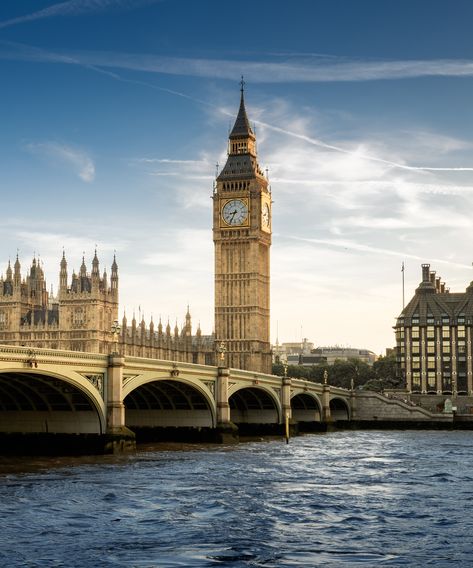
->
xmin=0 ymin=430 xmax=472 ymax=567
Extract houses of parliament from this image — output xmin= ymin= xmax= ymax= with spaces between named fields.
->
xmin=0 ymin=86 xmax=273 ymax=374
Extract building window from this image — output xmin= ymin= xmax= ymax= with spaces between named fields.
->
xmin=411 ymin=327 xmax=420 ymax=339
xmin=427 ymin=344 xmax=435 ymax=354
xmin=458 ymin=326 xmax=466 ymax=338
xmin=412 ymin=372 xmax=421 ymax=387
xmin=443 ymin=376 xmax=452 ymax=389
xmin=427 ymin=372 xmax=436 ymax=388
xmin=426 ymin=326 xmax=435 ymax=339
xmin=73 ymin=308 xmax=85 ymax=327
xmin=427 ymin=357 xmax=436 ymax=369
xmin=442 ymin=326 xmax=450 ymax=338
xmin=442 ymin=342 xmax=450 ymax=354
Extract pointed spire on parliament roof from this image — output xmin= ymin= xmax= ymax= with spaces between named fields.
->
xmin=80 ymin=255 xmax=87 ymax=276
xmin=6 ymin=260 xmax=12 ymax=280
xmin=229 ymin=77 xmax=255 ymax=140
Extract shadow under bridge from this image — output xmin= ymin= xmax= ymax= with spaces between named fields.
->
xmin=0 ymin=371 xmax=103 ymax=435
xmin=229 ymin=386 xmax=281 ymax=435
xmin=124 ymin=378 xmax=216 ymax=441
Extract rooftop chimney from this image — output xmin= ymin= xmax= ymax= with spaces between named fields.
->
xmin=422 ymin=264 xmax=430 ymax=282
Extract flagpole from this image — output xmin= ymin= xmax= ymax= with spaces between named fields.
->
xmin=402 ymin=262 xmax=405 ymax=310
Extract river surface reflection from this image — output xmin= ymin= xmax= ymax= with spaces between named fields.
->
xmin=1 ymin=431 xmax=472 ymax=567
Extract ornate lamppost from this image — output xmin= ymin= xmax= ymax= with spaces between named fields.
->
xmin=111 ymin=320 xmax=121 ymax=355
xmin=283 ymin=361 xmax=288 ymax=378
xmin=323 ymin=369 xmax=329 ymax=385
xmin=217 ymin=341 xmax=227 ymax=367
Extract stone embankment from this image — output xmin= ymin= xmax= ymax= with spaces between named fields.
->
xmin=348 ymin=391 xmax=454 ymax=429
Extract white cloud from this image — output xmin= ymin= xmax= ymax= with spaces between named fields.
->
xmin=25 ymin=141 xmax=95 ymax=182
xmin=5 ymin=41 xmax=473 ymax=84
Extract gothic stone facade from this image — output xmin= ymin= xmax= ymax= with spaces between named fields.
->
xmin=395 ymin=263 xmax=473 ymax=395
xmin=0 ymin=253 xmax=215 ymax=365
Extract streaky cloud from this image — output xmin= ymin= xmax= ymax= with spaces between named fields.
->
xmin=3 ymin=41 xmax=473 ymax=173
xmin=254 ymin=120 xmax=473 ymax=172
xmin=4 ymin=40 xmax=473 ymax=85
xmin=25 ymin=141 xmax=95 ymax=182
xmin=137 ymin=158 xmax=209 ymax=165
xmin=0 ymin=0 xmax=160 ymax=30
xmin=288 ymin=235 xmax=472 ymax=270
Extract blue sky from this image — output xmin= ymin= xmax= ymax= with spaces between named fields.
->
xmin=1 ymin=0 xmax=473 ymax=354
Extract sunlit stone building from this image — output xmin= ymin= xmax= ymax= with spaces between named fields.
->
xmin=395 ymin=263 xmax=473 ymax=395
xmin=0 ymin=86 xmax=271 ymax=373
xmin=213 ymin=85 xmax=272 ymax=374
xmin=0 ymin=252 xmax=215 ymax=364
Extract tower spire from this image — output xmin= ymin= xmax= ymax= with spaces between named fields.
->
xmin=229 ymin=78 xmax=254 ymax=141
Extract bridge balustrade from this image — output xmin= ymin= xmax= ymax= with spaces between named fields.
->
xmin=0 ymin=345 xmax=353 ymax=452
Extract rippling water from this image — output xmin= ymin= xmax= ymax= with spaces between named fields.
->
xmin=1 ymin=431 xmax=472 ymax=567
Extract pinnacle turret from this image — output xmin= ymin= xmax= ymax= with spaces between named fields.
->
xmin=13 ymin=254 xmax=21 ymax=287
xmin=59 ymin=251 xmax=68 ymax=291
xmin=80 ymin=255 xmax=87 ymax=276
xmin=92 ymin=249 xmax=100 ymax=276
xmin=111 ymin=254 xmax=118 ymax=292
xmin=6 ymin=260 xmax=12 ymax=281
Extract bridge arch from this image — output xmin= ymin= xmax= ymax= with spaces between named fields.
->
xmin=123 ymin=373 xmax=216 ymax=429
xmin=0 ymin=368 xmax=106 ymax=434
xmin=228 ymin=384 xmax=281 ymax=425
xmin=329 ymin=396 xmax=351 ymax=421
xmin=291 ymin=390 xmax=322 ymax=422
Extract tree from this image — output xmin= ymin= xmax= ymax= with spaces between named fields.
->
xmin=272 ymin=355 xmax=401 ymax=391
xmin=371 ymin=353 xmax=401 ymax=389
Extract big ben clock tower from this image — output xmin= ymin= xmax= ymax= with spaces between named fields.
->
xmin=213 ymin=82 xmax=272 ymax=374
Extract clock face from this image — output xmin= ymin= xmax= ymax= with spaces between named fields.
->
xmin=262 ymin=202 xmax=270 ymax=227
xmin=222 ymin=199 xmax=248 ymax=226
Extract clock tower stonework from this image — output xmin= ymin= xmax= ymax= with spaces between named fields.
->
xmin=213 ymin=86 xmax=272 ymax=374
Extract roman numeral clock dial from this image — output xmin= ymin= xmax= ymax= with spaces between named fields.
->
xmin=221 ymin=199 xmax=249 ymax=227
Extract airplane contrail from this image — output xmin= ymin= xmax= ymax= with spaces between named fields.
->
xmin=287 ymin=235 xmax=473 ymax=269
xmin=252 ymin=120 xmax=473 ymax=172
xmin=2 ymin=40 xmax=472 ymax=172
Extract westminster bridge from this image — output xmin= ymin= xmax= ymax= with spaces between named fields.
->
xmin=0 ymin=345 xmax=452 ymax=453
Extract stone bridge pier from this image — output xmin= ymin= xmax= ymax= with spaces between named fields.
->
xmin=0 ymin=346 xmax=354 ymax=454
xmin=105 ymin=355 xmax=136 ymax=453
